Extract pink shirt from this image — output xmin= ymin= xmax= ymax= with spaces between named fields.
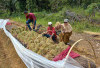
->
xmin=26 ymin=13 xmax=36 ymax=20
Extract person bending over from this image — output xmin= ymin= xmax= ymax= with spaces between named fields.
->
xmin=24 ymin=11 xmax=36 ymax=31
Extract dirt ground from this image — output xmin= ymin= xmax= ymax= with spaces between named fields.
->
xmin=70 ymin=31 xmax=100 ymax=67
xmin=7 ymin=21 xmax=100 ymax=67
xmin=0 ymin=20 xmax=100 ymax=67
xmin=0 ymin=29 xmax=27 ymax=68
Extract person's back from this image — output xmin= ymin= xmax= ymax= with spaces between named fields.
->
xmin=26 ymin=13 xmax=36 ymax=20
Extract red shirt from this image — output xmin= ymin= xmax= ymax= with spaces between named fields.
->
xmin=47 ymin=27 xmax=57 ymax=37
xmin=26 ymin=13 xmax=36 ymax=20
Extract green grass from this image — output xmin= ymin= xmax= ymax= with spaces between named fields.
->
xmin=0 ymin=8 xmax=100 ymax=33
xmin=71 ymin=21 xmax=100 ymax=32
xmin=93 ymin=12 xmax=100 ymax=20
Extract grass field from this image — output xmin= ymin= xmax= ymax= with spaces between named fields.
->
xmin=0 ymin=7 xmax=100 ymax=32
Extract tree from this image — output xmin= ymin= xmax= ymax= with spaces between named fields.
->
xmin=36 ymin=0 xmax=50 ymax=11
xmin=85 ymin=3 xmax=99 ymax=22
xmin=26 ymin=0 xmax=37 ymax=12
xmin=17 ymin=0 xmax=27 ymax=12
xmin=49 ymin=0 xmax=65 ymax=12
xmin=0 ymin=0 xmax=17 ymax=15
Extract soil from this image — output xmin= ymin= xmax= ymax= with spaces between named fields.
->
xmin=0 ymin=20 xmax=100 ymax=67
xmin=0 ymin=29 xmax=27 ymax=68
xmin=70 ymin=31 xmax=100 ymax=67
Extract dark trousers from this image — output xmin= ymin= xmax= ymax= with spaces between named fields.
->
xmin=43 ymin=34 xmax=56 ymax=41
xmin=26 ymin=19 xmax=36 ymax=30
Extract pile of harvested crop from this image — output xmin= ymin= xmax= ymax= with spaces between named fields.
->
xmin=11 ymin=27 xmax=68 ymax=60
xmin=36 ymin=26 xmax=47 ymax=34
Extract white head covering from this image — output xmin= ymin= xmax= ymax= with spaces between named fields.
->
xmin=64 ymin=19 xmax=68 ymax=22
xmin=48 ymin=22 xmax=52 ymax=25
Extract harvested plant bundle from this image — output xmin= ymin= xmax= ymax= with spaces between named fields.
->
xmin=11 ymin=27 xmax=68 ymax=60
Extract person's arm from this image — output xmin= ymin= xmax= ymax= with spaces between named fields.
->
xmin=32 ymin=15 xmax=36 ymax=29
xmin=25 ymin=17 xmax=28 ymax=30
xmin=60 ymin=24 xmax=65 ymax=35
xmin=69 ymin=24 xmax=72 ymax=32
xmin=26 ymin=19 xmax=28 ymax=21
xmin=50 ymin=28 xmax=55 ymax=38
xmin=32 ymin=18 xmax=35 ymax=28
xmin=47 ymin=27 xmax=50 ymax=34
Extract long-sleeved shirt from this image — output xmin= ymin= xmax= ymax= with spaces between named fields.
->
xmin=59 ymin=23 xmax=72 ymax=33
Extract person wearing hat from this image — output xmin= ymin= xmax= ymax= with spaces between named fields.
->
xmin=43 ymin=22 xmax=57 ymax=42
xmin=24 ymin=11 xmax=36 ymax=31
xmin=55 ymin=19 xmax=72 ymax=44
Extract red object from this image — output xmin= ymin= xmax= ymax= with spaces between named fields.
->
xmin=26 ymin=13 xmax=36 ymax=21
xmin=6 ymin=22 xmax=11 ymax=25
xmin=52 ymin=46 xmax=80 ymax=61
xmin=47 ymin=27 xmax=57 ymax=37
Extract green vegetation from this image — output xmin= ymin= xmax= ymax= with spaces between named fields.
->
xmin=0 ymin=0 xmax=100 ymax=32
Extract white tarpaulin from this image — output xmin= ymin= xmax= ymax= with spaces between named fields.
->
xmin=0 ymin=19 xmax=84 ymax=68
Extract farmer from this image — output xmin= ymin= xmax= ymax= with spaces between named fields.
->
xmin=43 ymin=22 xmax=57 ymax=42
xmin=55 ymin=19 xmax=72 ymax=44
xmin=24 ymin=11 xmax=36 ymax=31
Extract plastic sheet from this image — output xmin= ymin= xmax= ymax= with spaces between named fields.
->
xmin=0 ymin=19 xmax=84 ymax=68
